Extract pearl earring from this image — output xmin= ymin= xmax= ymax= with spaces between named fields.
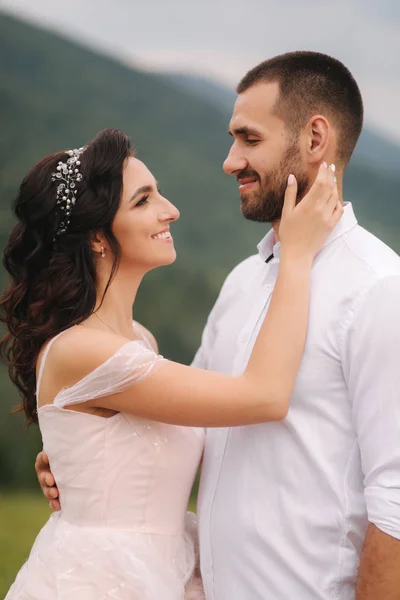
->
xmin=100 ymin=246 xmax=106 ymax=258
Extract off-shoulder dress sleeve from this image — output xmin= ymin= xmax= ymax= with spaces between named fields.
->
xmin=53 ymin=340 xmax=165 ymax=408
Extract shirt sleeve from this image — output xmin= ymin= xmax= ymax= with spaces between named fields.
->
xmin=343 ymin=274 xmax=400 ymax=539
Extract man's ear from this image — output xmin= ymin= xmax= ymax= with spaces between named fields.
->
xmin=302 ymin=115 xmax=331 ymax=165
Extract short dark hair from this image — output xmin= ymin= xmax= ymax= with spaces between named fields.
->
xmin=237 ymin=51 xmax=364 ymax=164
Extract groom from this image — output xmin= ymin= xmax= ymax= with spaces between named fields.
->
xmin=192 ymin=51 xmax=400 ymax=599
xmin=37 ymin=51 xmax=400 ymax=598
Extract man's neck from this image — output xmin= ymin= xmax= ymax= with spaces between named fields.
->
xmin=271 ymin=220 xmax=280 ymax=244
xmin=271 ymin=177 xmax=344 ymax=245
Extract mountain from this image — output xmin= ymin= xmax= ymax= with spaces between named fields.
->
xmin=353 ymin=129 xmax=400 ymax=175
xmin=0 ymin=12 xmax=273 ymax=269
xmin=0 ymin=11 xmax=399 ymax=488
xmin=164 ymin=72 xmax=236 ymax=114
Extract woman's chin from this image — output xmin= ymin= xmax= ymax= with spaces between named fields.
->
xmin=155 ymin=250 xmax=177 ymax=268
xmin=164 ymin=251 xmax=177 ymax=266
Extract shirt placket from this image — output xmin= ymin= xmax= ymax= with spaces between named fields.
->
xmin=203 ymin=259 xmax=279 ymax=600
xmin=234 ymin=258 xmax=279 ymax=372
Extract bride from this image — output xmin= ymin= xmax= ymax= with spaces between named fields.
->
xmin=1 ymin=128 xmax=340 ymax=599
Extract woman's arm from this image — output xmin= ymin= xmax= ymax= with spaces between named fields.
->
xmin=88 ymin=258 xmax=314 ymax=426
xmin=62 ymin=163 xmax=341 ymax=427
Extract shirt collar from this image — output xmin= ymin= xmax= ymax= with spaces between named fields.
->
xmin=257 ymin=228 xmax=279 ymax=263
xmin=257 ymin=202 xmax=358 ymax=263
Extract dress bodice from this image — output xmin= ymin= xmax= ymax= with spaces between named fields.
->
xmin=38 ymin=405 xmax=204 ymax=534
xmin=36 ymin=329 xmax=205 ymax=533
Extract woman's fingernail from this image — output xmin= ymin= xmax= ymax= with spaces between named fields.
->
xmin=333 ymin=176 xmax=337 ymax=183
xmin=330 ymin=164 xmax=336 ymax=172
xmin=321 ymin=162 xmax=327 ymax=168
xmin=288 ymin=174 xmax=295 ymax=185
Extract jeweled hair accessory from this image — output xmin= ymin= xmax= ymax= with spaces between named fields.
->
xmin=51 ymin=147 xmax=86 ymax=240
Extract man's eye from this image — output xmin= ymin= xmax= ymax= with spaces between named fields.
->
xmin=136 ymin=195 xmax=149 ymax=207
xmin=246 ymin=139 xmax=259 ymax=145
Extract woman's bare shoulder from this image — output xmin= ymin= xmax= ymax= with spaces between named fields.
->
xmin=39 ymin=325 xmax=130 ymax=388
xmin=133 ymin=320 xmax=158 ymax=352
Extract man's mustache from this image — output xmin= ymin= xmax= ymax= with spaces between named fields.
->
xmin=236 ymin=169 xmax=260 ymax=182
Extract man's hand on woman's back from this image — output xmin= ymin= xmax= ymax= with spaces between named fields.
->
xmin=35 ymin=450 xmax=60 ymax=511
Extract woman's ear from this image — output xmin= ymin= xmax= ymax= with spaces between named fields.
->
xmin=90 ymin=231 xmax=105 ymax=256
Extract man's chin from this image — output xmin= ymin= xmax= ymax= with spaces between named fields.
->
xmin=240 ymin=207 xmax=271 ymax=223
xmin=240 ymin=197 xmax=257 ymax=220
xmin=239 ymin=193 xmax=258 ymax=213
xmin=240 ymin=197 xmax=282 ymax=223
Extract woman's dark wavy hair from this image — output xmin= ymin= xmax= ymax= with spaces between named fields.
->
xmin=0 ymin=128 xmax=133 ymax=425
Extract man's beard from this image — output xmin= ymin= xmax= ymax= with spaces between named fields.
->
xmin=239 ymin=142 xmax=310 ymax=223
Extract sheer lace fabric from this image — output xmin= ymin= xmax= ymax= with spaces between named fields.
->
xmin=6 ymin=331 xmax=205 ymax=599
xmin=53 ymin=340 xmax=165 ymax=408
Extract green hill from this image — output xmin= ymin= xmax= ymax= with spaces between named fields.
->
xmin=0 ymin=11 xmax=399 ymax=488
xmin=0 ymin=12 xmax=267 ymax=269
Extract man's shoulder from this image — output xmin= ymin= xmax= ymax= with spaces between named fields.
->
xmin=207 ymin=254 xmax=261 ymax=318
xmin=342 ymin=225 xmax=400 ymax=281
xmin=221 ymin=253 xmax=261 ymax=290
xmin=227 ymin=253 xmax=261 ymax=275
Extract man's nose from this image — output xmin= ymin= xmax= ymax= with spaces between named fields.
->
xmin=223 ymin=145 xmax=248 ymax=175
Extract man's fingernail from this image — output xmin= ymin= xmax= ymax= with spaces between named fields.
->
xmin=330 ymin=164 xmax=336 ymax=172
xmin=288 ymin=174 xmax=295 ymax=185
xmin=333 ymin=176 xmax=337 ymax=183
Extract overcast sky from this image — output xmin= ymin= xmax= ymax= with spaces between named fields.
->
xmin=1 ymin=0 xmax=400 ymax=144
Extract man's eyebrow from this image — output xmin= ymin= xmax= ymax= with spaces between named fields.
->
xmin=228 ymin=126 xmax=262 ymax=137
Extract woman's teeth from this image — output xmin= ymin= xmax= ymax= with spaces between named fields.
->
xmin=152 ymin=231 xmax=171 ymax=240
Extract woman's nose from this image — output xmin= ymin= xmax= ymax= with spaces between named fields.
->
xmin=159 ymin=199 xmax=180 ymax=223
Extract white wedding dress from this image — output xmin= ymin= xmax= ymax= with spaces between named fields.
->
xmin=6 ymin=328 xmax=205 ymax=599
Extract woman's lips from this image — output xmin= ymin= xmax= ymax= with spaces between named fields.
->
xmin=151 ymin=231 xmax=173 ymax=242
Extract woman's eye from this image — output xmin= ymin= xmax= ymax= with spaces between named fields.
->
xmin=246 ymin=139 xmax=259 ymax=145
xmin=135 ymin=195 xmax=149 ymax=207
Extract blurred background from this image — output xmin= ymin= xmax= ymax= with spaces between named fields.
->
xmin=0 ymin=0 xmax=399 ymax=594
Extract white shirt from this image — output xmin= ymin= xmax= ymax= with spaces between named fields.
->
xmin=193 ymin=204 xmax=400 ymax=600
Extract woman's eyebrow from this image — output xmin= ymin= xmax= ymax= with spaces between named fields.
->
xmin=129 ymin=185 xmax=153 ymax=203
